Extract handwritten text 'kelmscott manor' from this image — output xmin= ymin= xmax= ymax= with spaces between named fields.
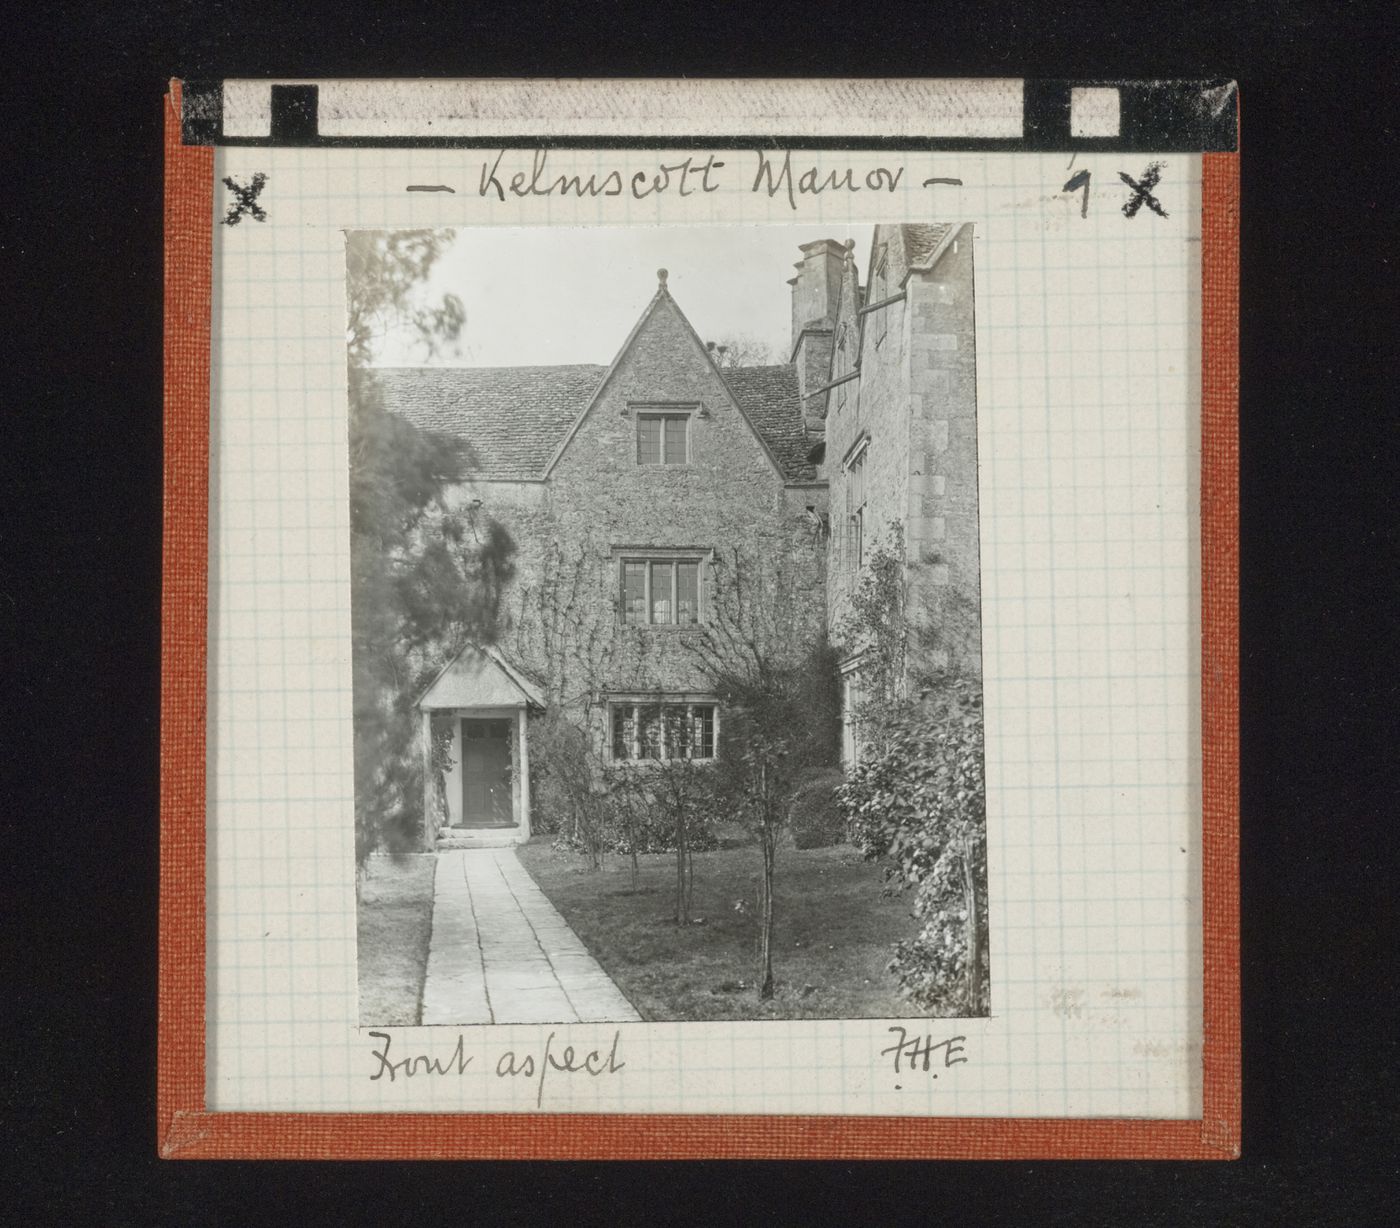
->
xmin=458 ymin=150 xmax=962 ymax=209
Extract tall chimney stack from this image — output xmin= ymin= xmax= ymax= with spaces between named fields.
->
xmin=787 ymin=238 xmax=848 ymax=358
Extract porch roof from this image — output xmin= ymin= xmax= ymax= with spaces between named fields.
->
xmin=416 ymin=644 xmax=546 ymax=711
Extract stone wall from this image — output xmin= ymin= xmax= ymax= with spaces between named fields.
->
xmin=825 ymin=223 xmax=983 ymax=681
xmin=904 ymin=225 xmax=982 ymax=679
xmin=439 ymin=288 xmax=828 ymax=756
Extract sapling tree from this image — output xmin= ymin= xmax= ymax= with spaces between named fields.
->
xmin=647 ymin=734 xmax=715 ymax=924
xmin=705 ymin=333 xmax=774 ymax=368
xmin=694 ymin=543 xmax=840 ymax=998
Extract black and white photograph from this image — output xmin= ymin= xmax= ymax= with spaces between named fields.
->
xmin=348 ymin=223 xmax=988 ymax=1026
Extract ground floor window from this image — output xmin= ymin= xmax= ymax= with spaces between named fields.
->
xmin=610 ymin=699 xmax=717 ymax=762
xmin=841 ymin=665 xmax=866 ymax=767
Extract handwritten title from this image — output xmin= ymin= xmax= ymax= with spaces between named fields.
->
xmin=366 ymin=1025 xmax=972 ymax=1104
xmin=404 ymin=149 xmax=962 ymax=211
xmin=369 ymin=1028 xmax=624 ymax=1107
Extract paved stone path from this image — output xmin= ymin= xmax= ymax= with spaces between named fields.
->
xmin=421 ymin=848 xmax=641 ymax=1026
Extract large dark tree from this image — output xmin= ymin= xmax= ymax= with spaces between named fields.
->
xmin=346 ymin=230 xmax=516 ymax=867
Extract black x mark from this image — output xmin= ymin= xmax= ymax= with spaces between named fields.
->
xmin=222 ymin=173 xmax=268 ymax=225
xmin=1119 ymin=162 xmax=1167 ymax=219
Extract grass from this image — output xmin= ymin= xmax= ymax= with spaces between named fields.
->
xmin=357 ymin=853 xmax=436 ymax=1025
xmin=516 ymin=840 xmax=925 ymax=1021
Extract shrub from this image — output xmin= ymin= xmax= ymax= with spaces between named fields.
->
xmin=529 ymin=712 xmax=607 ymax=867
xmin=788 ymin=768 xmax=847 ymax=848
xmin=600 ymin=769 xmax=721 ymax=855
xmin=839 ymin=678 xmax=989 ymax=1016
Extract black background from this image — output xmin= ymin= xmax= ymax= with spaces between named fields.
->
xmin=3 ymin=2 xmax=1392 ymax=1222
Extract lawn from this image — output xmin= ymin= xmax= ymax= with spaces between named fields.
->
xmin=357 ymin=853 xmax=436 ymax=1025
xmin=516 ymin=840 xmax=925 ymax=1021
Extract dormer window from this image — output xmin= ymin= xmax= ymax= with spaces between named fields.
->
xmin=636 ymin=410 xmax=691 ymax=465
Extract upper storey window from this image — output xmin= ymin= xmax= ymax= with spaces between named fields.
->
xmin=846 ymin=440 xmax=869 ymax=569
xmin=619 ymin=554 xmax=705 ymax=626
xmin=835 ymin=325 xmax=851 ymax=414
xmin=637 ymin=411 xmax=690 ymax=465
xmin=873 ymin=251 xmax=889 ymax=348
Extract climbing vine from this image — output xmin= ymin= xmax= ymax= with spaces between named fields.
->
xmin=835 ymin=517 xmax=990 ymax=1016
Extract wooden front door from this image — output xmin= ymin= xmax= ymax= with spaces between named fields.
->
xmin=460 ymin=718 xmax=514 ymax=827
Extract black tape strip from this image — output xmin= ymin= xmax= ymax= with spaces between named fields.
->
xmin=270 ymin=85 xmax=318 ymax=143
xmin=1122 ymin=79 xmax=1238 ymax=151
xmin=179 ymin=79 xmax=1237 ymax=152
xmin=1022 ymin=80 xmax=1073 ymax=150
xmin=181 ymin=79 xmax=222 ymax=144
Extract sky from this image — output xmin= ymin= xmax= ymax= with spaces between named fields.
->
xmin=369 ymin=224 xmax=876 ymax=369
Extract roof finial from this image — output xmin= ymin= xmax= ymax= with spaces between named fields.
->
xmin=657 ymin=267 xmax=669 ymax=288
xmin=844 ymin=238 xmax=856 ymax=259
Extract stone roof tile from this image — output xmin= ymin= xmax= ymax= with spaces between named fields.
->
xmin=720 ymin=363 xmax=818 ymax=481
xmin=900 ymin=222 xmax=955 ymax=268
xmin=374 ymin=365 xmax=604 ymax=481
xmin=375 ymin=361 xmax=818 ymax=482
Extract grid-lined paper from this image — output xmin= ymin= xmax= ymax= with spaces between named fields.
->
xmin=206 ymin=146 xmax=1202 ymax=1116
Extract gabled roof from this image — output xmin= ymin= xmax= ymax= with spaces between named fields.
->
xmin=374 ymin=301 xmax=819 ymax=481
xmin=374 ymin=365 xmax=604 ymax=481
xmin=900 ymin=222 xmax=956 ymax=271
xmin=871 ymin=223 xmax=958 ymax=291
xmin=417 ymin=643 xmax=546 ymax=711
xmin=843 ymin=222 xmax=961 ymax=368
xmin=722 ymin=365 xmax=816 ymax=480
xmin=541 ymin=281 xmax=788 ymax=482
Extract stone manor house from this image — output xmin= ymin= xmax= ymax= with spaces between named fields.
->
xmin=379 ymin=223 xmax=982 ymax=848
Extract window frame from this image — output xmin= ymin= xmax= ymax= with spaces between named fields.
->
xmin=608 ymin=696 xmax=720 ymax=764
xmin=844 ymin=438 xmax=869 ymax=570
xmin=634 ymin=406 xmax=695 ymax=466
xmin=872 ymin=250 xmax=889 ymax=348
xmin=835 ymin=324 xmax=850 ymax=414
xmin=839 ymin=657 xmax=867 ymax=768
xmin=615 ymin=548 xmax=709 ymax=627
